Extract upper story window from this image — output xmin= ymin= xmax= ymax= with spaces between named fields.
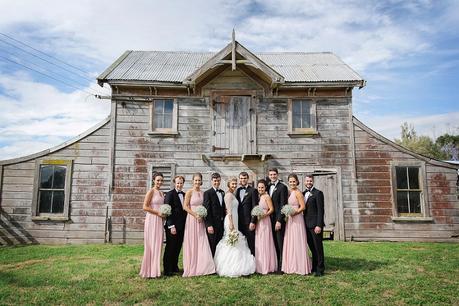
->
xmin=149 ymin=99 xmax=178 ymax=135
xmin=391 ymin=161 xmax=432 ymax=221
xmin=32 ymin=159 xmax=73 ymax=221
xmin=288 ymin=99 xmax=317 ymax=136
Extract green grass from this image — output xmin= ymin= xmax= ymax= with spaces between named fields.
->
xmin=0 ymin=241 xmax=458 ymax=305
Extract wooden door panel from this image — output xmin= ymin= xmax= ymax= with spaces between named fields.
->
xmin=212 ymin=95 xmax=253 ymax=154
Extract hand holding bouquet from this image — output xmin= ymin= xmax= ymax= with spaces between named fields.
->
xmin=227 ymin=230 xmax=239 ymax=246
xmin=159 ymin=204 xmax=172 ymax=217
xmin=251 ymin=205 xmax=264 ymax=219
xmin=195 ymin=205 xmax=207 ymax=218
xmin=281 ymin=204 xmax=296 ymax=221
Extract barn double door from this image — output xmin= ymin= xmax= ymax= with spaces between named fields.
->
xmin=211 ymin=95 xmax=256 ymax=155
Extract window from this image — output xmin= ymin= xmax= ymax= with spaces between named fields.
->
xmin=288 ymin=99 xmax=317 ymax=135
xmin=32 ymin=159 xmax=72 ymax=221
xmin=395 ymin=166 xmax=422 ymax=215
xmin=391 ymin=161 xmax=431 ymax=221
xmin=149 ymin=99 xmax=178 ymax=135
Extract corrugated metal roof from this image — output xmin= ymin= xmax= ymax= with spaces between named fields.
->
xmin=99 ymin=50 xmax=363 ymax=84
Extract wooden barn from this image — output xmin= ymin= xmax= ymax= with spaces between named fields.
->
xmin=1 ymin=37 xmax=458 ymax=245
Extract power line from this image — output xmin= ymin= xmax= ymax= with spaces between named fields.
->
xmin=0 ymin=32 xmax=92 ymax=77
xmin=0 ymin=48 xmax=101 ymax=93
xmin=0 ymin=55 xmax=97 ymax=96
xmin=0 ymin=36 xmax=95 ymax=83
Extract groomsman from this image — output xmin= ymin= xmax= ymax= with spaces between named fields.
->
xmin=303 ymin=174 xmax=325 ymax=276
xmin=267 ymin=167 xmax=288 ymax=272
xmin=203 ymin=172 xmax=226 ymax=256
xmin=235 ymin=171 xmax=258 ymax=256
xmin=163 ymin=175 xmax=187 ymax=275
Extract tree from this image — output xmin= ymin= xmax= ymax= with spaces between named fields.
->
xmin=394 ymin=122 xmax=447 ymax=160
xmin=435 ymin=134 xmax=459 ymax=161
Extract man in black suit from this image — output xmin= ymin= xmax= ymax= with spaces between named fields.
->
xmin=235 ymin=171 xmax=258 ymax=256
xmin=267 ymin=167 xmax=288 ymax=272
xmin=303 ymin=174 xmax=325 ymax=276
xmin=203 ymin=172 xmax=226 ymax=256
xmin=163 ymin=175 xmax=187 ymax=275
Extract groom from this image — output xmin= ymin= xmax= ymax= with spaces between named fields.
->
xmin=235 ymin=171 xmax=258 ymax=256
xmin=267 ymin=167 xmax=288 ymax=272
xmin=203 ymin=172 xmax=226 ymax=256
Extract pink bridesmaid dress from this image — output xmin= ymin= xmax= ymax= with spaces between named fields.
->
xmin=255 ymin=195 xmax=277 ymax=274
xmin=139 ymin=190 xmax=164 ymax=278
xmin=182 ymin=190 xmax=216 ymax=277
xmin=281 ymin=191 xmax=312 ymax=275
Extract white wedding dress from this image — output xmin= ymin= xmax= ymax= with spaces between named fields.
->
xmin=214 ymin=193 xmax=256 ymax=277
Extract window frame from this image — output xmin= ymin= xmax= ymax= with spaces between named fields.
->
xmin=148 ymin=98 xmax=178 ymax=136
xmin=390 ymin=161 xmax=432 ymax=221
xmin=32 ymin=159 xmax=73 ymax=221
xmin=287 ymin=98 xmax=318 ymax=136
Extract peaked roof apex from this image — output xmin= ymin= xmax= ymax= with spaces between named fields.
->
xmin=183 ymin=40 xmax=285 ymax=86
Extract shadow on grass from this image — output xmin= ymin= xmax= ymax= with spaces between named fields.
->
xmin=327 ymin=256 xmax=389 ymax=272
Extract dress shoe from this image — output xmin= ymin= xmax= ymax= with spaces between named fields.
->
xmin=314 ymin=272 xmax=323 ymax=277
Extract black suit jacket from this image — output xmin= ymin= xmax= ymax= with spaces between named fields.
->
xmin=203 ymin=188 xmax=226 ymax=229
xmin=164 ymin=189 xmax=187 ymax=231
xmin=268 ymin=181 xmax=289 ymax=224
xmin=303 ymin=187 xmax=325 ymax=229
xmin=235 ymin=186 xmax=258 ymax=226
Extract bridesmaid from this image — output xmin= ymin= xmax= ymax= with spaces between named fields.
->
xmin=282 ymin=173 xmax=312 ymax=275
xmin=182 ymin=173 xmax=216 ymax=277
xmin=254 ymin=179 xmax=277 ymax=274
xmin=139 ymin=172 xmax=166 ymax=278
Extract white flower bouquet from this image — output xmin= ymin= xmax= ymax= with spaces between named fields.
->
xmin=251 ymin=205 xmax=264 ymax=218
xmin=227 ymin=230 xmax=239 ymax=246
xmin=159 ymin=204 xmax=172 ymax=217
xmin=195 ymin=205 xmax=207 ymax=218
xmin=281 ymin=204 xmax=296 ymax=221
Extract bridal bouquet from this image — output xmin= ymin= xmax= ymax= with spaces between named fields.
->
xmin=227 ymin=230 xmax=239 ymax=246
xmin=251 ymin=205 xmax=264 ymax=218
xmin=159 ymin=204 xmax=172 ymax=217
xmin=195 ymin=205 xmax=207 ymax=218
xmin=281 ymin=204 xmax=296 ymax=221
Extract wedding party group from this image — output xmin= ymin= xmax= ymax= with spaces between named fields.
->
xmin=139 ymin=168 xmax=325 ymax=278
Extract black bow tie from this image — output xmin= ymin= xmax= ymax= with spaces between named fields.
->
xmin=240 ymin=187 xmax=247 ymax=190
xmin=216 ymin=189 xmax=223 ymax=193
xmin=305 ymin=189 xmax=311 ymax=193
xmin=177 ymin=191 xmax=185 ymax=195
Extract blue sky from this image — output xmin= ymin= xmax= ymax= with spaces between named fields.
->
xmin=0 ymin=0 xmax=458 ymax=160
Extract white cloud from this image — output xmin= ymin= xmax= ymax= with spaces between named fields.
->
xmin=0 ymin=73 xmax=110 ymax=159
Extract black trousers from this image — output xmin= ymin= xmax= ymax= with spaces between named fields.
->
xmin=271 ymin=219 xmax=285 ymax=271
xmin=207 ymin=224 xmax=223 ymax=257
xmin=240 ymin=223 xmax=255 ymax=256
xmin=306 ymin=227 xmax=325 ymax=273
xmin=163 ymin=226 xmax=185 ymax=274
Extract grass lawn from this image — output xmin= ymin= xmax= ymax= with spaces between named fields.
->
xmin=0 ymin=241 xmax=458 ymax=305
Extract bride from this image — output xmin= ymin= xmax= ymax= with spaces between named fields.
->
xmin=214 ymin=177 xmax=256 ymax=277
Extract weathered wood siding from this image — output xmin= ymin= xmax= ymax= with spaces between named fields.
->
xmin=111 ymin=97 xmax=214 ymax=243
xmin=0 ymin=121 xmax=111 ymax=245
xmin=111 ymin=78 xmax=355 ymax=243
xmin=352 ymin=121 xmax=459 ymax=241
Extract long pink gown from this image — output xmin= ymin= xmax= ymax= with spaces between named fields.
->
xmin=255 ymin=195 xmax=277 ymax=274
xmin=182 ymin=190 xmax=216 ymax=277
xmin=282 ymin=191 xmax=312 ymax=275
xmin=139 ymin=190 xmax=164 ymax=278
